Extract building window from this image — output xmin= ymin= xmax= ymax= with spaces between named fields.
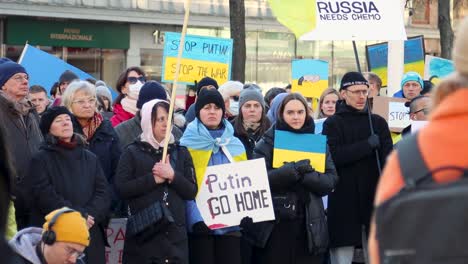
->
xmin=412 ymin=0 xmax=430 ymax=24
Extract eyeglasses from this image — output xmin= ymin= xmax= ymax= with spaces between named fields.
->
xmin=11 ymin=75 xmax=29 ymax=83
xmin=346 ymin=89 xmax=369 ymax=96
xmin=127 ymin=76 xmax=146 ymax=84
xmin=72 ymin=98 xmax=97 ymax=106
xmin=413 ymin=108 xmax=429 ymax=115
xmin=65 ymin=246 xmax=85 ymax=260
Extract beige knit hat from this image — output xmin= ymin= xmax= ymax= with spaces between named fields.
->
xmin=453 ymin=17 xmax=468 ymax=76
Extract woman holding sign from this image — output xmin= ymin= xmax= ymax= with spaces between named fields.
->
xmin=180 ymin=89 xmax=247 ymax=264
xmin=115 ymin=99 xmax=197 ymax=264
xmin=253 ymin=93 xmax=338 ymax=264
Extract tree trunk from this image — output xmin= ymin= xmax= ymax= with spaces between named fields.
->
xmin=229 ymin=0 xmax=246 ymax=83
xmin=438 ymin=0 xmax=454 ymax=59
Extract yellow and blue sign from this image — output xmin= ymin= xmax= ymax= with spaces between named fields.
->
xmin=291 ymin=59 xmax=329 ymax=99
xmin=162 ymin=32 xmax=233 ymax=85
xmin=273 ymin=130 xmax=326 ymax=173
xmin=366 ymin=36 xmax=425 ymax=87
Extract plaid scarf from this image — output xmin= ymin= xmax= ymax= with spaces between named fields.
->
xmin=81 ymin=112 xmax=103 ymax=142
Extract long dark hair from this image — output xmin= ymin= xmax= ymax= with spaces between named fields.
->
xmin=233 ymin=102 xmax=271 ymax=139
xmin=114 ymin=66 xmax=145 ymax=105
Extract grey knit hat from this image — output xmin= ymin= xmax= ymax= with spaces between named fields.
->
xmin=239 ymin=88 xmax=265 ymax=109
xmin=95 ymin=80 xmax=113 ymax=104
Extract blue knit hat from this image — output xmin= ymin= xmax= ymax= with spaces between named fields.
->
xmin=401 ymin=72 xmax=423 ymax=89
xmin=136 ymin=81 xmax=168 ymax=109
xmin=0 ymin=58 xmax=27 ymax=88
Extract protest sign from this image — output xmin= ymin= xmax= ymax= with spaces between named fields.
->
xmin=372 ymin=96 xmax=410 ymax=132
xmin=195 ymin=158 xmax=275 ymax=229
xmin=366 ymin=36 xmax=425 ymax=87
xmin=17 ymin=44 xmax=115 ymax=97
xmin=411 ymin=120 xmax=428 ymax=134
xmin=291 ymin=59 xmax=328 ymax=99
xmin=424 ymin=55 xmax=454 ymax=82
xmin=268 ymin=0 xmax=406 ymax=40
xmin=272 ymin=130 xmax=326 ymax=172
xmin=162 ymin=32 xmax=233 ymax=85
xmin=105 ymin=218 xmax=127 ymax=264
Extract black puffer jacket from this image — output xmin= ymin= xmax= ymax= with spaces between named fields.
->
xmin=28 ymin=135 xmax=111 ymax=264
xmin=115 ymin=140 xmax=197 ymax=264
xmin=322 ymin=101 xmax=392 ymax=248
xmin=251 ymin=120 xmax=338 ymax=254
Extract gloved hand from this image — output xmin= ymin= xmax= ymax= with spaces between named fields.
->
xmin=367 ymin=134 xmax=380 ymax=149
xmin=294 ymin=159 xmax=314 ymax=175
xmin=192 ymin=221 xmax=211 ymax=235
xmin=240 ymin=216 xmax=254 ymax=229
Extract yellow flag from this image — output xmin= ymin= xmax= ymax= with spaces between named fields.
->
xmin=267 ymin=0 xmax=317 ymax=38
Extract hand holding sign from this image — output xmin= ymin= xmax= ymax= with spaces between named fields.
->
xmin=154 ymin=155 xmax=175 ymax=182
xmin=196 ymin=158 xmax=275 ymax=229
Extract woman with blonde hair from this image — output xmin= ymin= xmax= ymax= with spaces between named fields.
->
xmin=314 ymin=88 xmax=340 ymax=119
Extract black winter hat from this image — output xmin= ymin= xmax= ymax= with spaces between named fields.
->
xmin=195 ymin=89 xmax=225 ymax=119
xmin=59 ymin=70 xmax=79 ymax=84
xmin=340 ymin=72 xmax=369 ymax=91
xmin=136 ymin=81 xmax=168 ymax=109
xmin=196 ymin=77 xmax=219 ymax=95
xmin=40 ymin=106 xmax=73 ymax=136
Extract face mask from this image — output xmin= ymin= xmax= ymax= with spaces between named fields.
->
xmin=127 ymin=81 xmax=143 ymax=99
xmin=229 ymin=100 xmax=239 ymax=115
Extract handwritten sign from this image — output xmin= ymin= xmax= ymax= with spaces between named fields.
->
xmin=424 ymin=55 xmax=454 ymax=82
xmin=388 ymin=102 xmax=410 ymax=129
xmin=273 ymin=130 xmax=327 ymax=173
xmin=105 ymin=218 xmax=127 ymax=264
xmin=372 ymin=96 xmax=409 ymax=132
xmin=162 ymin=32 xmax=233 ymax=85
xmin=195 ymin=158 xmax=275 ymax=229
xmin=291 ymin=59 xmax=329 ymax=99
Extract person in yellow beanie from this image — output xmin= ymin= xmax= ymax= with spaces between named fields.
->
xmin=9 ymin=207 xmax=90 ymax=264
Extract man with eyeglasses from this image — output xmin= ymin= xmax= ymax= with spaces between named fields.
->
xmin=401 ymin=95 xmax=431 ymax=136
xmin=9 ymin=207 xmax=90 ymax=264
xmin=0 ymin=58 xmax=43 ymax=229
xmin=323 ymin=72 xmax=393 ymax=264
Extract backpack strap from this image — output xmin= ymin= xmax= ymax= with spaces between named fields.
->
xmin=397 ymin=133 xmax=431 ymax=188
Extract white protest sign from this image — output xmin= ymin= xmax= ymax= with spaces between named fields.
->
xmin=388 ymin=101 xmax=411 ymax=129
xmin=196 ymin=158 xmax=275 ymax=229
xmin=105 ymin=218 xmax=127 ymax=264
xmin=411 ymin=121 xmax=428 ymax=134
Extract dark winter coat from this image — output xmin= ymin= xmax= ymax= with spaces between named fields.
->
xmin=0 ymin=94 xmax=43 ymax=229
xmin=252 ymin=122 xmax=338 ymax=255
xmin=115 ymin=112 xmax=184 ymax=150
xmin=28 ymin=135 xmax=111 ymax=264
xmin=234 ymin=129 xmax=263 ymax=160
xmin=115 ymin=140 xmax=197 ymax=264
xmin=322 ymin=101 xmax=393 ymax=248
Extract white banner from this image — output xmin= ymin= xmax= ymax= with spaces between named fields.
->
xmin=388 ymin=101 xmax=411 ymax=129
xmin=300 ymin=0 xmax=407 ymax=41
xmin=196 ymin=158 xmax=275 ymax=229
xmin=105 ymin=218 xmax=127 ymax=264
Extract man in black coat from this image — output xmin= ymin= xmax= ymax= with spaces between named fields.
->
xmin=0 ymin=58 xmax=43 ymax=229
xmin=322 ymin=72 xmax=392 ymax=264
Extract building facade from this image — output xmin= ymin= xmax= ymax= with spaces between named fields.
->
xmin=0 ymin=0 xmax=465 ymax=92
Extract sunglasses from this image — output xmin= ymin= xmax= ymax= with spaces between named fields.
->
xmin=413 ymin=108 xmax=429 ymax=115
xmin=127 ymin=76 xmax=146 ymax=84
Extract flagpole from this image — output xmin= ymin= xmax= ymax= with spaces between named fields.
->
xmin=352 ymin=40 xmax=382 ymax=174
xmin=162 ymin=0 xmax=192 ymax=163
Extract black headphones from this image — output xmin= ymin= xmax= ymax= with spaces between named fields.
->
xmin=42 ymin=208 xmax=76 ymax=245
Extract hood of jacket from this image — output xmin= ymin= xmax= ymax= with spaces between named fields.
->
xmin=8 ymin=227 xmax=43 ymax=264
xmin=140 ymin=99 xmax=174 ymax=149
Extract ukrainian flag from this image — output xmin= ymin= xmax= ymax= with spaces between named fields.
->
xmin=273 ymin=130 xmax=326 ymax=173
xmin=267 ymin=0 xmax=317 ymax=38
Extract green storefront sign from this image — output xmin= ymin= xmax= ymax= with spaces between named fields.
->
xmin=6 ymin=17 xmax=129 ymax=49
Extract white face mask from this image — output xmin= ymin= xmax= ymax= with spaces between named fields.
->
xmin=128 ymin=81 xmax=143 ymax=99
xmin=229 ymin=100 xmax=239 ymax=115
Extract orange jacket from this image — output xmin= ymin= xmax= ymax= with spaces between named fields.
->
xmin=369 ymin=89 xmax=468 ymax=264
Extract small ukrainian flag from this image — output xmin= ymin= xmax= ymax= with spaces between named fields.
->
xmin=273 ymin=130 xmax=327 ymax=173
